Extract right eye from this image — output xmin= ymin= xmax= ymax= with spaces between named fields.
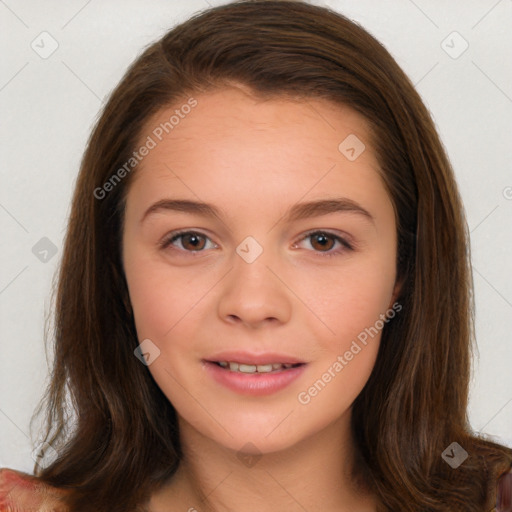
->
xmin=160 ymin=230 xmax=217 ymax=253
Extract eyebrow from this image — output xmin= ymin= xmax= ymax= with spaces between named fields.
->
xmin=140 ymin=197 xmax=375 ymax=225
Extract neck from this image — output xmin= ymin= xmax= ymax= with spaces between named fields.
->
xmin=149 ymin=411 xmax=377 ymax=512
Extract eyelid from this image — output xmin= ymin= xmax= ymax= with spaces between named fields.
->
xmin=292 ymin=229 xmax=354 ymax=257
xmin=160 ymin=229 xmax=218 ymax=253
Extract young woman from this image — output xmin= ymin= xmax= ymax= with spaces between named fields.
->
xmin=1 ymin=1 xmax=511 ymax=511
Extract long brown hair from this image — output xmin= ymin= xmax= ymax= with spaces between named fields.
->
xmin=33 ymin=1 xmax=512 ymax=510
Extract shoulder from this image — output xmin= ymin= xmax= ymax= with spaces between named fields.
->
xmin=0 ymin=468 xmax=69 ymax=512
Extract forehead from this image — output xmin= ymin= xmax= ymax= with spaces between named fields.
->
xmin=142 ymin=87 xmax=374 ymax=157
xmin=126 ymin=87 xmax=386 ymax=213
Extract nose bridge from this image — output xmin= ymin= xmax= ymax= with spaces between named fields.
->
xmin=216 ymin=234 xmax=292 ymax=326
xmin=235 ymin=234 xmax=268 ymax=267
xmin=232 ymin=233 xmax=279 ymax=292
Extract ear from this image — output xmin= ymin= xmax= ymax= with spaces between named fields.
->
xmin=388 ymin=274 xmax=405 ymax=308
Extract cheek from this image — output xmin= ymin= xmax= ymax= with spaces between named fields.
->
xmin=124 ymin=268 xmax=170 ymax=339
xmin=297 ymin=254 xmax=397 ymax=351
xmin=124 ymin=253 xmax=210 ymax=341
xmin=294 ymin=265 xmax=394 ymax=419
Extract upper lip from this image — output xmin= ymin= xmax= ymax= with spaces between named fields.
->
xmin=205 ymin=351 xmax=306 ymax=365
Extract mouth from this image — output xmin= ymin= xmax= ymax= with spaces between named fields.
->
xmin=211 ymin=361 xmax=304 ymax=374
xmin=203 ymin=354 xmax=307 ymax=395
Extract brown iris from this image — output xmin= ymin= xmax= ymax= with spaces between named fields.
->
xmin=180 ymin=233 xmax=206 ymax=251
xmin=309 ymin=233 xmax=335 ymax=252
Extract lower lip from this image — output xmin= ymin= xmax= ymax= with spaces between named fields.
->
xmin=203 ymin=361 xmax=306 ymax=396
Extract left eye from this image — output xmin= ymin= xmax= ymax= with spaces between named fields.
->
xmin=293 ymin=231 xmax=352 ymax=256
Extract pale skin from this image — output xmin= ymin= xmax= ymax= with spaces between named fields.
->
xmin=122 ymin=86 xmax=401 ymax=512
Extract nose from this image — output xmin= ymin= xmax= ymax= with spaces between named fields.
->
xmin=216 ymin=243 xmax=293 ymax=329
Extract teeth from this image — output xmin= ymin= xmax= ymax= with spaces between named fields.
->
xmin=256 ymin=364 xmax=273 ymax=373
xmin=217 ymin=361 xmax=299 ymax=373
xmin=238 ymin=364 xmax=256 ymax=373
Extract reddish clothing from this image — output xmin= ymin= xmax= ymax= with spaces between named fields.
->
xmin=0 ymin=469 xmax=68 ymax=512
xmin=498 ymin=469 xmax=512 ymax=511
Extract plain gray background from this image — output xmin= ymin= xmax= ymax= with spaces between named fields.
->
xmin=1 ymin=0 xmax=511 ymax=473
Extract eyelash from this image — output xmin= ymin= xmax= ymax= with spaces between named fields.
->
xmin=160 ymin=229 xmax=353 ymax=258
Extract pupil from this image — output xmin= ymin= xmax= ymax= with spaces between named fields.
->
xmin=185 ymin=234 xmax=203 ymax=249
xmin=314 ymin=233 xmax=332 ymax=251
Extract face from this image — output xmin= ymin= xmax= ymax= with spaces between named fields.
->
xmin=122 ymin=86 xmax=400 ymax=456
